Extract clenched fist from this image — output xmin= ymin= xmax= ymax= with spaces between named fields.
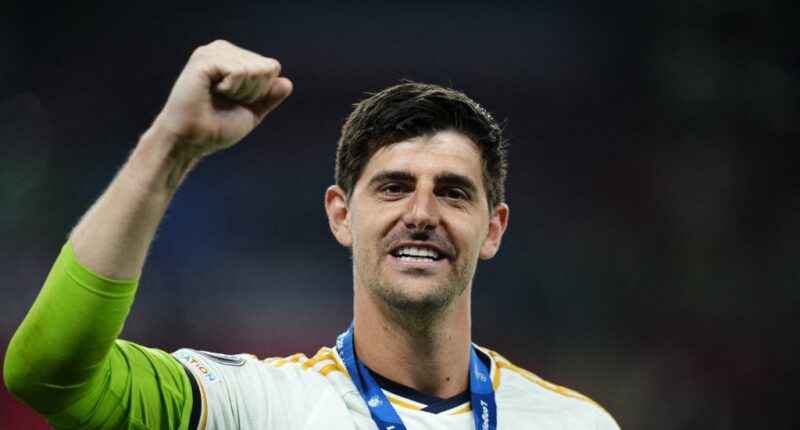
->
xmin=151 ymin=40 xmax=293 ymax=157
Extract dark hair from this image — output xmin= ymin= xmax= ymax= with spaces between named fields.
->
xmin=335 ymin=82 xmax=508 ymax=210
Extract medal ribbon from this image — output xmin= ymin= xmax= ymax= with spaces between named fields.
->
xmin=336 ymin=322 xmax=497 ymax=430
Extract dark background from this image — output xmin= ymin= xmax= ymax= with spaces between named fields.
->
xmin=1 ymin=1 xmax=797 ymax=428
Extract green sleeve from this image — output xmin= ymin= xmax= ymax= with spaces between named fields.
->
xmin=3 ymin=242 xmax=193 ymax=429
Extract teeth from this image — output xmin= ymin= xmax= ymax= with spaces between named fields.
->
xmin=398 ymin=256 xmax=434 ymax=262
xmin=395 ymin=246 xmax=440 ymax=259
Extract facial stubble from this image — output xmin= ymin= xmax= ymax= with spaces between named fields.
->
xmin=353 ymin=236 xmax=478 ymax=331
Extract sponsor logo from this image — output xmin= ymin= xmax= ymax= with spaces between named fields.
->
xmin=174 ymin=351 xmax=219 ymax=383
xmin=480 ymin=400 xmax=490 ymax=430
xmin=367 ymin=395 xmax=383 ymax=408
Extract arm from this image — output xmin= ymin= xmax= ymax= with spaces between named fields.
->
xmin=3 ymin=40 xmax=292 ymax=427
xmin=72 ymin=39 xmax=292 ymax=280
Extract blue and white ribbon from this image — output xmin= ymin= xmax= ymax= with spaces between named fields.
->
xmin=336 ymin=323 xmax=497 ymax=430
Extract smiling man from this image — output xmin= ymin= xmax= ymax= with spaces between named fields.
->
xmin=331 ymin=128 xmax=508 ymax=404
xmin=4 ymin=40 xmax=619 ymax=429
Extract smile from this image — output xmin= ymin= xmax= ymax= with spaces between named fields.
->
xmin=390 ymin=246 xmax=444 ymax=263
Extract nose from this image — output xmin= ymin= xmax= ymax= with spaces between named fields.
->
xmin=402 ymin=187 xmax=440 ymax=232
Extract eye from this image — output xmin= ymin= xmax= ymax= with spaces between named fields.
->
xmin=441 ymin=188 xmax=468 ymax=201
xmin=379 ymin=183 xmax=407 ymax=196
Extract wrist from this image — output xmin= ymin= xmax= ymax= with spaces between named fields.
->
xmin=125 ymin=123 xmax=203 ymax=194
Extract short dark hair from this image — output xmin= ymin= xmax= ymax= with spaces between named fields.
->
xmin=335 ymin=82 xmax=508 ymax=210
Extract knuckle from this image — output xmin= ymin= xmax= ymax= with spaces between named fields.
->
xmin=208 ymin=39 xmax=232 ymax=48
xmin=192 ymin=40 xmax=230 ymax=58
xmin=190 ymin=45 xmax=208 ymax=59
xmin=261 ymin=58 xmax=281 ymax=75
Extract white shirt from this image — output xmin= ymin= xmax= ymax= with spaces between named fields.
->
xmin=173 ymin=345 xmax=619 ymax=430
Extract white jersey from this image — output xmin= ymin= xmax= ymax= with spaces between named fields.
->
xmin=173 ymin=345 xmax=619 ymax=430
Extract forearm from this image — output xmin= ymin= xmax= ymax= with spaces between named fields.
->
xmin=3 ymin=119 xmax=199 ymax=417
xmin=70 ymin=122 xmax=199 ymax=280
xmin=70 ymin=39 xmax=291 ymax=280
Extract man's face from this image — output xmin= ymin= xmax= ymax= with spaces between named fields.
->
xmin=333 ymin=130 xmax=508 ymax=311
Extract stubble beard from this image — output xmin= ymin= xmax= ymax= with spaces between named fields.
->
xmin=355 ymin=247 xmax=477 ymax=333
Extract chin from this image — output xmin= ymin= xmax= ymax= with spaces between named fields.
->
xmin=375 ymin=278 xmax=464 ymax=315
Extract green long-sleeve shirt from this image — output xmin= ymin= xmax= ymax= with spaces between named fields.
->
xmin=4 ymin=243 xmax=194 ymax=429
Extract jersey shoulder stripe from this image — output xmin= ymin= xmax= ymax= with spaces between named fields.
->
xmin=263 ymin=347 xmax=349 ymax=377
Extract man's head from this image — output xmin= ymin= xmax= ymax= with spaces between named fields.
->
xmin=325 ymin=83 xmax=509 ymax=322
xmin=335 ymin=82 xmax=508 ymax=211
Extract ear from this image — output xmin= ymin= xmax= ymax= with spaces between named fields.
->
xmin=479 ymin=203 xmax=509 ymax=260
xmin=325 ymin=185 xmax=352 ymax=247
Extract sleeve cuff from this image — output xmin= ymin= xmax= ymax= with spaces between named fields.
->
xmin=61 ymin=241 xmax=140 ymax=298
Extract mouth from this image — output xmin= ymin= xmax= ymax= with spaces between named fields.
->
xmin=389 ymin=244 xmax=448 ymax=263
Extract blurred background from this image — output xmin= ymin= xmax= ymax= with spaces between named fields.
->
xmin=1 ymin=0 xmax=797 ymax=428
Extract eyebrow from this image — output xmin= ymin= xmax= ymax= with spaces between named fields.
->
xmin=366 ymin=170 xmax=479 ymax=195
xmin=366 ymin=170 xmax=416 ymax=189
xmin=434 ymin=173 xmax=479 ymax=196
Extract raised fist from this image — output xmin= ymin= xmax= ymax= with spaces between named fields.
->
xmin=152 ymin=40 xmax=293 ymax=157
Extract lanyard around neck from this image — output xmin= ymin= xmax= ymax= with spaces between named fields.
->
xmin=336 ymin=323 xmax=497 ymax=430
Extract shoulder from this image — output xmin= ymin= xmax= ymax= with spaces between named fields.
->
xmin=172 ymin=346 xmax=348 ymax=393
xmin=261 ymin=346 xmax=349 ymax=380
xmin=172 ymin=347 xmax=353 ymax=429
xmin=481 ymin=347 xmax=620 ymax=430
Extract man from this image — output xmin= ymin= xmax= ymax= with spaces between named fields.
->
xmin=4 ymin=40 xmax=619 ymax=429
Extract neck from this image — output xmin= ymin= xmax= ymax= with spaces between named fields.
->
xmin=352 ymin=283 xmax=472 ymax=398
